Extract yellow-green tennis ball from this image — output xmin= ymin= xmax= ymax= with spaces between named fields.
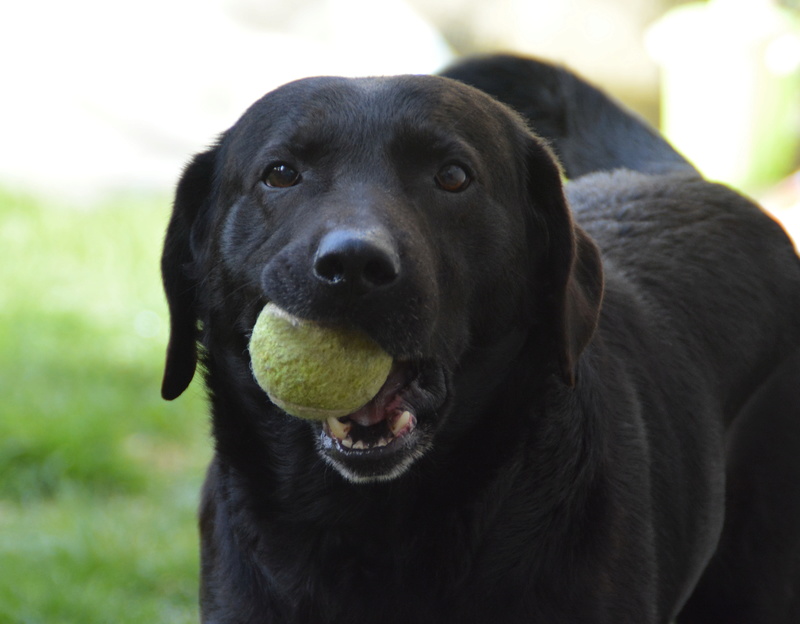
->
xmin=248 ymin=303 xmax=393 ymax=420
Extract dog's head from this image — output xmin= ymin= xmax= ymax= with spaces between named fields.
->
xmin=161 ymin=74 xmax=603 ymax=483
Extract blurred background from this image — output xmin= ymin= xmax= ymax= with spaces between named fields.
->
xmin=1 ymin=0 xmax=798 ymax=621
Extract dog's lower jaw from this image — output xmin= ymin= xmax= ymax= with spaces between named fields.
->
xmin=317 ymin=427 xmax=434 ymax=483
xmin=315 ymin=408 xmax=439 ymax=483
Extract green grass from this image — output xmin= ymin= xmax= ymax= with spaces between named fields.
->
xmin=0 ymin=189 xmax=211 ymax=623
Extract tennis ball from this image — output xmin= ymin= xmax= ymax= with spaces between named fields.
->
xmin=248 ymin=303 xmax=393 ymax=420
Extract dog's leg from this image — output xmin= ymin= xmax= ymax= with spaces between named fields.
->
xmin=678 ymin=348 xmax=800 ymax=624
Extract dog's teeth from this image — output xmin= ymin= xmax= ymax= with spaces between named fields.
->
xmin=353 ymin=440 xmax=367 ymax=450
xmin=327 ymin=416 xmax=351 ymax=440
xmin=341 ymin=436 xmax=354 ymax=449
xmin=391 ymin=411 xmax=414 ymax=436
xmin=376 ymin=436 xmax=391 ymax=447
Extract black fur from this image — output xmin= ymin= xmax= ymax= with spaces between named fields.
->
xmin=161 ymin=55 xmax=800 ymax=623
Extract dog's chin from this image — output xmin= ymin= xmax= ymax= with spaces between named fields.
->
xmin=310 ymin=360 xmax=448 ymax=483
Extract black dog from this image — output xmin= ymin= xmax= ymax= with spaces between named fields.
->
xmin=161 ymin=54 xmax=800 ymax=623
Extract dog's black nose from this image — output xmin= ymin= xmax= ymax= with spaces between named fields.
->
xmin=313 ymin=229 xmax=400 ymax=293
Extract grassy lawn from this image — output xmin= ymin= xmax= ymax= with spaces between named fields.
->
xmin=0 ymin=189 xmax=212 ymax=623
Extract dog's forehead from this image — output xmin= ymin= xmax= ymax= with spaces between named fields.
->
xmin=227 ymin=74 xmax=518 ymax=152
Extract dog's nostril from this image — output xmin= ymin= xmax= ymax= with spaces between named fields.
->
xmin=363 ymin=258 xmax=398 ymax=287
xmin=315 ymin=255 xmax=347 ymax=284
xmin=313 ymin=230 xmax=400 ymax=291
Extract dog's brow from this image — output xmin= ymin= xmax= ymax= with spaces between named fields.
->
xmin=262 ymin=119 xmax=338 ymax=163
xmin=286 ymin=134 xmax=328 ymax=161
xmin=392 ymin=124 xmax=472 ymax=156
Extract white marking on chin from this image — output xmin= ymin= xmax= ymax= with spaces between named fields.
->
xmin=324 ymin=447 xmax=430 ymax=484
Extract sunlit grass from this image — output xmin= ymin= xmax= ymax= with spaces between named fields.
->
xmin=0 ymin=189 xmax=211 ymax=623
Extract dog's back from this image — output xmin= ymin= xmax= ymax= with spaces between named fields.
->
xmin=442 ymin=53 xmax=697 ymax=178
xmin=444 ymin=54 xmax=800 ymax=623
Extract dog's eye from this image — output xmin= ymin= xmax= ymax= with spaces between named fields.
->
xmin=434 ymin=164 xmax=470 ymax=192
xmin=262 ymin=164 xmax=301 ymax=188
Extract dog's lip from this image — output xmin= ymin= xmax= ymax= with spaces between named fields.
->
xmin=323 ymin=410 xmax=418 ymax=451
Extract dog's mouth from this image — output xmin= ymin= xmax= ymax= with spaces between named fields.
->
xmin=322 ymin=365 xmax=417 ymax=449
xmin=315 ymin=360 xmax=447 ymax=482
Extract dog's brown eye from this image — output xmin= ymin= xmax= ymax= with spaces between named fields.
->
xmin=435 ymin=164 xmax=470 ymax=192
xmin=263 ymin=164 xmax=301 ymax=188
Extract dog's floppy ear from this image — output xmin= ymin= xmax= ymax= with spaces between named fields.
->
xmin=525 ymin=138 xmax=604 ymax=386
xmin=161 ymin=148 xmax=217 ymax=400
